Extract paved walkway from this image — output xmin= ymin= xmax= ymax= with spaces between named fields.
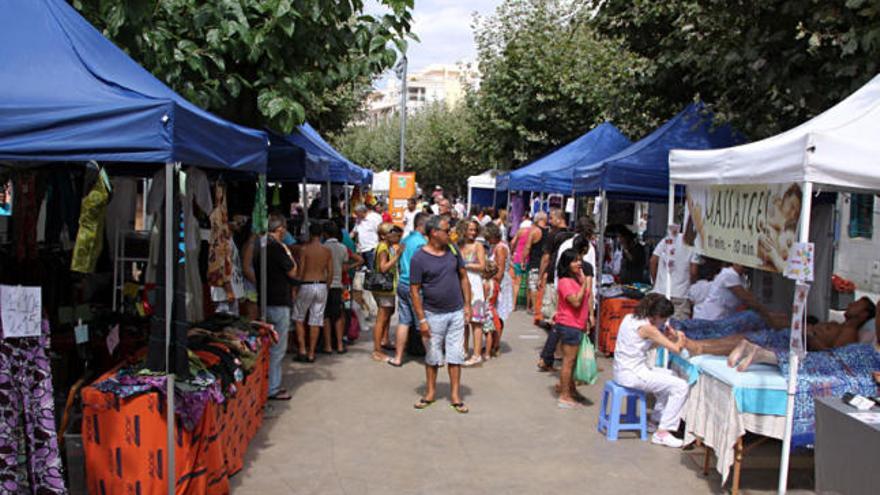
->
xmin=230 ymin=311 xmax=815 ymax=494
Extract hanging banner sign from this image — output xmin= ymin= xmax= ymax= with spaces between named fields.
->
xmin=389 ymin=172 xmax=416 ymax=227
xmin=783 ymin=242 xmax=815 ymax=282
xmin=684 ymin=183 xmax=803 ymax=272
xmin=790 ymin=283 xmax=810 ymax=359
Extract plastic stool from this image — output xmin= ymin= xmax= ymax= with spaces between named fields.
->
xmin=597 ymin=380 xmax=648 ymax=441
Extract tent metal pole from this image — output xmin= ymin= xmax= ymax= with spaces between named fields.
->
xmin=593 ymin=189 xmax=608 ymax=344
xmin=778 ymin=181 xmax=813 ymax=495
xmin=164 ymin=161 xmax=176 ymax=495
xmin=663 ymin=182 xmax=676 ymax=367
xmin=572 ymin=187 xmax=578 ymax=224
xmin=259 ymin=174 xmax=268 ymax=320
xmin=327 ymin=178 xmax=332 ymax=218
xmin=344 ymin=181 xmax=350 ymax=232
xmin=302 ymin=176 xmax=309 ymax=234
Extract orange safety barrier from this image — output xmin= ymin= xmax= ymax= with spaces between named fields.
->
xmin=81 ymin=340 xmax=269 ymax=495
xmin=598 ymin=297 xmax=639 ymax=354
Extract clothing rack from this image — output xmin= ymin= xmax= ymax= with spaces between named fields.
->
xmin=111 ymin=229 xmax=151 ymax=311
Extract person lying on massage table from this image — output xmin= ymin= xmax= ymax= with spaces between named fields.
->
xmin=683 ymin=297 xmax=877 ymax=371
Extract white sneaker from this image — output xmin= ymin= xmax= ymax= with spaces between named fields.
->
xmin=651 ymin=432 xmax=684 ymax=448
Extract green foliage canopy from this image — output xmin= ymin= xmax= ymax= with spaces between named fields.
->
xmin=73 ymin=0 xmax=416 ymax=134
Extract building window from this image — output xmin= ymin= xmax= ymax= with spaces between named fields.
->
xmin=848 ymin=193 xmax=874 ymax=239
xmin=408 ymin=87 xmax=425 ymax=103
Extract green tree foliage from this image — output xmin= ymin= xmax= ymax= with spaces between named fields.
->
xmin=469 ymin=0 xmax=660 ymax=168
xmin=333 ymin=102 xmax=485 ymax=194
xmin=72 ymin=0 xmax=416 ymax=134
xmin=592 ymin=0 xmax=880 ymax=139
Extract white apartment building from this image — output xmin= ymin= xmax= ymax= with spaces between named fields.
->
xmin=363 ymin=62 xmax=478 ymax=126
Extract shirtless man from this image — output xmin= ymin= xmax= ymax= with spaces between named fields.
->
xmin=292 ymin=222 xmax=333 ymax=362
xmin=686 ymin=297 xmax=876 ymax=371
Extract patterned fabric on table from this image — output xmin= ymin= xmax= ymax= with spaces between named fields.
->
xmin=673 ymin=310 xmax=769 ymax=340
xmin=0 ymin=318 xmax=67 ymax=494
xmin=774 ymin=343 xmax=880 ymax=446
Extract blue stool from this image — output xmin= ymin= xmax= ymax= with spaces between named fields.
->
xmin=597 ymin=380 xmax=648 ymax=441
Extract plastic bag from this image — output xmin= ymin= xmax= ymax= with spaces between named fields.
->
xmin=574 ymin=334 xmax=599 ymax=385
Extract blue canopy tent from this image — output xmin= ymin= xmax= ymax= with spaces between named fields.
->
xmin=571 ymin=103 xmax=741 ymax=200
xmin=266 ymin=130 xmax=330 ymax=182
xmin=0 ymin=2 xmax=269 ymax=491
xmin=0 ymin=0 xmax=268 ymax=170
xmin=496 ymin=122 xmax=631 ymax=193
xmin=571 ymin=104 xmax=743 ymax=343
xmin=297 ymin=123 xmax=371 ymax=185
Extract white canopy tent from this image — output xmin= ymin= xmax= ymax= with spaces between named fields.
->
xmin=372 ymin=169 xmax=392 ymax=193
xmin=467 ymin=169 xmax=497 ymax=212
xmin=669 ymin=74 xmax=880 ymax=494
xmin=670 ymin=75 xmax=880 ymax=191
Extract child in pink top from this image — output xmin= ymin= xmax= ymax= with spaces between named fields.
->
xmin=554 ymin=249 xmax=592 ymax=408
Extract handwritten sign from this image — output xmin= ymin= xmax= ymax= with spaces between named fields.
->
xmin=789 ymin=283 xmax=810 ymax=359
xmin=784 ymin=242 xmax=814 ymax=282
xmin=1 ymin=285 xmax=42 ymax=338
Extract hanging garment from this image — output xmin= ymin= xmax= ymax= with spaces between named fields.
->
xmin=12 ymin=171 xmax=44 ymax=262
xmin=71 ymin=166 xmax=111 ymax=273
xmin=0 ymin=313 xmax=67 ymax=494
xmin=104 ymin=177 xmax=137 ymax=263
xmin=251 ymin=178 xmax=267 ymax=235
xmin=207 ymin=183 xmax=233 ymax=296
xmin=44 ymin=170 xmax=80 ymax=247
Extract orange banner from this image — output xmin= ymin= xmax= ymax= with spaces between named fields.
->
xmin=389 ymin=172 xmax=416 ymax=226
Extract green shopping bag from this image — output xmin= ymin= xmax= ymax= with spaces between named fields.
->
xmin=574 ymin=334 xmax=599 ymax=385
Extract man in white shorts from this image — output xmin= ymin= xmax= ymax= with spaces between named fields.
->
xmin=292 ymin=222 xmax=333 ymax=363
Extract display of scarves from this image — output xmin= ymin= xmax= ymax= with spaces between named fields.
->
xmin=207 ymin=183 xmax=233 ymax=299
xmin=71 ymin=166 xmax=111 ymax=273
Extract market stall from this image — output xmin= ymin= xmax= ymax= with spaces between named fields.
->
xmin=668 ymin=74 xmax=880 ymax=494
xmin=0 ymin=1 xmax=270 ymax=493
xmin=572 ymin=104 xmax=741 ymax=350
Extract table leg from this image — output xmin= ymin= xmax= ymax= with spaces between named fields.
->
xmin=702 ymin=443 xmax=712 ymax=476
xmin=731 ymin=436 xmax=743 ymax=495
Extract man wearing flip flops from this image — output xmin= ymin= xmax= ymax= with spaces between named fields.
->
xmin=409 ymin=215 xmax=472 ymax=414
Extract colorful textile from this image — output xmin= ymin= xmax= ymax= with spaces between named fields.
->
xmin=71 ymin=166 xmax=111 ymax=273
xmin=673 ymin=311 xmax=769 ymax=340
xmin=207 ymin=183 xmax=233 ymax=292
xmin=0 ymin=317 xmax=66 ymax=494
xmin=251 ymin=177 xmax=267 ymax=234
xmin=82 ymin=339 xmax=269 ymax=495
xmin=775 ymin=343 xmax=880 ymax=446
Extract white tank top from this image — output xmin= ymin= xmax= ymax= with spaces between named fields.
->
xmin=613 ymin=314 xmax=654 ymax=377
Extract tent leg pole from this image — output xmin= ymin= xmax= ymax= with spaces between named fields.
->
xmin=778 ymin=181 xmax=813 ymax=495
xmin=259 ymin=174 xmax=268 ymax=320
xmin=327 ymin=179 xmax=332 ymax=219
xmin=594 ymin=189 xmax=608 ymax=346
xmin=164 ymin=162 xmax=176 ymax=495
xmin=662 ymin=183 xmax=676 ymax=367
xmin=344 ymin=182 xmax=350 ymax=232
xmin=572 ymin=187 xmax=578 ymax=224
xmin=302 ymin=177 xmax=309 ymax=234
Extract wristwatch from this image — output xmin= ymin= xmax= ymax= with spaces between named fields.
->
xmin=419 ymin=319 xmax=428 ymax=325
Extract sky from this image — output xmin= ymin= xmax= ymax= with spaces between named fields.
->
xmin=367 ymin=0 xmax=504 ymax=85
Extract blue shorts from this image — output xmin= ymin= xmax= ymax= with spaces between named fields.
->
xmin=424 ymin=310 xmax=466 ymax=366
xmin=555 ymin=324 xmax=584 ymax=346
xmin=397 ymin=284 xmax=416 ymax=327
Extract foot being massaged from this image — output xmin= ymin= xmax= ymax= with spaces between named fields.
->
xmin=677 ymin=297 xmax=880 ymax=376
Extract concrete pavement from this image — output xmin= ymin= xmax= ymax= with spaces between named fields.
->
xmin=230 ymin=311 xmax=815 ymax=494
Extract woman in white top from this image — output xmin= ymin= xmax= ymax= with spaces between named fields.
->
xmin=613 ymin=294 xmax=689 ymax=448
xmin=692 ymin=263 xmax=787 ymax=328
